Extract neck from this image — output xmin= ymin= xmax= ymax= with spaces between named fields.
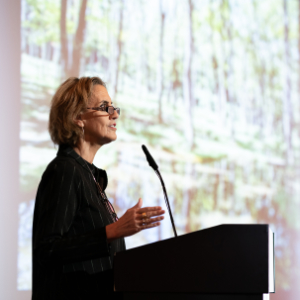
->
xmin=73 ymin=140 xmax=101 ymax=164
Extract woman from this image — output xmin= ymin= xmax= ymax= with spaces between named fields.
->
xmin=32 ymin=76 xmax=165 ymax=299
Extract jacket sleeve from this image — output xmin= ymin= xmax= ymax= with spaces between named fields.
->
xmin=32 ymin=160 xmax=110 ymax=265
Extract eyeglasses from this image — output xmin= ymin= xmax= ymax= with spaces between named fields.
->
xmin=87 ymin=105 xmax=120 ymax=116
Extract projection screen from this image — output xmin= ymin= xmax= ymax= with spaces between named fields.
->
xmin=1 ymin=0 xmax=300 ymax=299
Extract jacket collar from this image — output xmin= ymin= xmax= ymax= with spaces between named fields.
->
xmin=57 ymin=144 xmax=96 ymax=174
xmin=56 ymin=144 xmax=108 ymax=191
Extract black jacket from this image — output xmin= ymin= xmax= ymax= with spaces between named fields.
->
xmin=32 ymin=144 xmax=125 ymax=299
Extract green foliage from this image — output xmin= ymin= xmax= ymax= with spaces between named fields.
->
xmin=23 ymin=0 xmax=61 ymax=44
xmin=20 ymin=0 xmax=300 ymax=292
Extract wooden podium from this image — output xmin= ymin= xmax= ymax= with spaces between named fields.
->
xmin=114 ymin=224 xmax=274 ymax=300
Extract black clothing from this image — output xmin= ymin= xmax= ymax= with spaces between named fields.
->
xmin=32 ymin=144 xmax=126 ymax=299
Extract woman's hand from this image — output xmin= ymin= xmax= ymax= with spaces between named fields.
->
xmin=106 ymin=198 xmax=165 ymax=242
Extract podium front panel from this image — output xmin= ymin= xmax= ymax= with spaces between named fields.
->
xmin=115 ymin=224 xmax=272 ymax=294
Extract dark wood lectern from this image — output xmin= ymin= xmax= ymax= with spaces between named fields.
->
xmin=114 ymin=224 xmax=274 ymax=300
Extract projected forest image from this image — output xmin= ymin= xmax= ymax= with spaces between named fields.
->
xmin=18 ymin=0 xmax=300 ymax=298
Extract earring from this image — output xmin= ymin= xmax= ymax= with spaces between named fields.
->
xmin=82 ymin=127 xmax=84 ymax=140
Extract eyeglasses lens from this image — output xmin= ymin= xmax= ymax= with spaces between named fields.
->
xmin=108 ymin=107 xmax=114 ymax=114
xmin=108 ymin=106 xmax=120 ymax=116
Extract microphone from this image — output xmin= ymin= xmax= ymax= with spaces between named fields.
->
xmin=141 ymin=145 xmax=158 ymax=170
xmin=141 ymin=145 xmax=177 ymax=237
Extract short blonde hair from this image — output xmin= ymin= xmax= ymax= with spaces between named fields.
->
xmin=49 ymin=76 xmax=106 ymax=146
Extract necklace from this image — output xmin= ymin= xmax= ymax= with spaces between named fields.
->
xmin=84 ymin=161 xmax=119 ymax=223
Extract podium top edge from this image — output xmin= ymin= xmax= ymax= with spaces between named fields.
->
xmin=121 ymin=224 xmax=271 ymax=253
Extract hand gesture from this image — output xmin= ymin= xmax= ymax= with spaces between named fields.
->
xmin=106 ymin=198 xmax=165 ymax=242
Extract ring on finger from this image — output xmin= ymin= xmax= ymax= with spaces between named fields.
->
xmin=141 ymin=212 xmax=148 ymax=220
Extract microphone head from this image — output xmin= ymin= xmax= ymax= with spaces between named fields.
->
xmin=141 ymin=145 xmax=159 ymax=170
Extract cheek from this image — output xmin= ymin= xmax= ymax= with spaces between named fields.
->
xmin=94 ymin=122 xmax=107 ymax=134
xmin=94 ymin=119 xmax=109 ymax=135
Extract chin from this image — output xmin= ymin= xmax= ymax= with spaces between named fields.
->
xmin=101 ymin=134 xmax=117 ymax=145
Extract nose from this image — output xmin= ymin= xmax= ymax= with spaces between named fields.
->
xmin=110 ymin=108 xmax=119 ymax=120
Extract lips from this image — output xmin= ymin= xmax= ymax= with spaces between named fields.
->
xmin=108 ymin=123 xmax=117 ymax=129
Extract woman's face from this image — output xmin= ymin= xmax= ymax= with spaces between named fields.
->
xmin=81 ymin=85 xmax=119 ymax=146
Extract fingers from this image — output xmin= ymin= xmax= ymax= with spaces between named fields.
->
xmin=137 ymin=198 xmax=143 ymax=208
xmin=138 ymin=206 xmax=162 ymax=213
xmin=131 ymin=198 xmax=143 ymax=209
xmin=139 ymin=216 xmax=164 ymax=225
xmin=115 ymin=200 xmax=164 ymax=238
xmin=139 ymin=222 xmax=161 ymax=230
xmin=137 ymin=210 xmax=165 ymax=220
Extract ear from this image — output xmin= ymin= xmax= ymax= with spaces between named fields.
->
xmin=73 ymin=115 xmax=84 ymax=128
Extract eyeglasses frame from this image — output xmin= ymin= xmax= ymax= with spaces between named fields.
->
xmin=86 ymin=105 xmax=120 ymax=116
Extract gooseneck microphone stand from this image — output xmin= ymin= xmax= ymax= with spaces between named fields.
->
xmin=141 ymin=145 xmax=178 ymax=238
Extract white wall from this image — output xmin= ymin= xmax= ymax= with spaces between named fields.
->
xmin=0 ymin=1 xmax=22 ymax=299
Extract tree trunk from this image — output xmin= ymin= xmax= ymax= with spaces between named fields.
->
xmin=157 ymin=0 xmax=165 ymax=123
xmin=183 ymin=0 xmax=194 ymax=149
xmin=184 ymin=163 xmax=195 ymax=233
xmin=60 ymin=0 xmax=88 ymax=78
xmin=182 ymin=0 xmax=195 ymax=233
xmin=113 ymin=0 xmax=124 ymax=99
xmin=221 ymin=0 xmax=235 ymax=138
xmin=209 ymin=1 xmax=225 ymax=124
xmin=213 ymin=174 xmax=219 ymax=210
xmin=283 ymin=0 xmax=293 ymax=163
xmin=68 ymin=0 xmax=88 ymax=77
xmin=60 ymin=0 xmax=68 ymax=76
